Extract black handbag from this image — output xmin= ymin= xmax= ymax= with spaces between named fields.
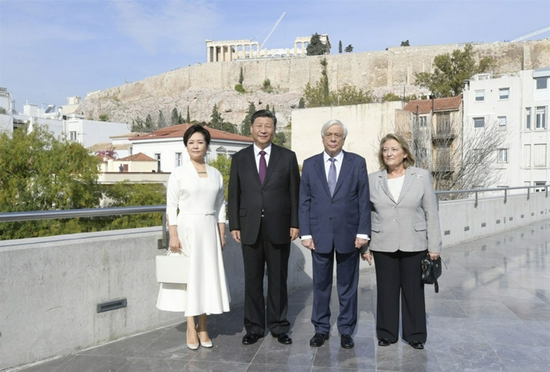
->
xmin=421 ymin=253 xmax=443 ymax=293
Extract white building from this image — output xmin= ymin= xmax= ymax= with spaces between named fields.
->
xmin=463 ymin=68 xmax=550 ymax=189
xmin=129 ymin=124 xmax=254 ymax=173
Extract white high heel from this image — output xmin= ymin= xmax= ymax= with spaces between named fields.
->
xmin=197 ymin=329 xmax=213 ymax=348
xmin=187 ymin=331 xmax=200 ymax=350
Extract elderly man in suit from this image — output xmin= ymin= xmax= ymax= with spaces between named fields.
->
xmin=299 ymin=119 xmax=371 ymax=349
xmin=228 ymin=109 xmax=300 ymax=346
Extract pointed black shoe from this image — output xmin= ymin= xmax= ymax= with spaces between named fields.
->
xmin=409 ymin=341 xmax=424 ymax=349
xmin=309 ymin=333 xmax=329 ymax=347
xmin=340 ymin=334 xmax=354 ymax=349
xmin=378 ymin=338 xmax=391 ymax=346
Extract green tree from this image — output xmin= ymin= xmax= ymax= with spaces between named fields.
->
xmin=144 ymin=114 xmax=155 ymax=132
xmin=220 ymin=122 xmax=237 ymax=133
xmin=345 ymin=44 xmax=353 ymax=53
xmin=0 ymin=125 xmax=103 ymax=239
xmin=186 ymin=106 xmax=191 ymax=124
xmin=157 ymin=110 xmax=167 ymax=128
xmin=262 ymin=78 xmax=273 ymax=93
xmin=239 ymin=66 xmax=244 ymax=85
xmin=171 ymin=108 xmax=179 ymax=126
xmin=414 ymin=44 xmax=496 ymax=98
xmin=241 ymin=102 xmax=256 ymax=136
xmin=307 ymin=33 xmax=329 ymax=56
xmin=298 ymin=97 xmax=305 ymax=108
xmin=98 ymin=113 xmax=109 ymax=121
xmin=208 ymin=154 xmax=232 ymax=202
xmin=131 ymin=116 xmax=144 ymax=132
xmin=339 ymin=40 xmax=342 ymax=53
xmin=304 ymin=58 xmax=373 ymax=107
xmin=210 ymin=104 xmax=224 ymax=130
xmin=400 ymin=40 xmax=410 ymax=47
xmin=273 ymin=132 xmax=286 ymax=147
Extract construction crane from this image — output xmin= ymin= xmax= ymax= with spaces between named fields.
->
xmin=510 ymin=26 xmax=550 ymax=42
xmin=251 ymin=12 xmax=286 ymax=49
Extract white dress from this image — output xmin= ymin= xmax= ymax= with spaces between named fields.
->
xmin=156 ymin=161 xmax=230 ymax=316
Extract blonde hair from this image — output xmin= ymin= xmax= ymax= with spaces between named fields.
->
xmin=378 ymin=133 xmax=415 ymax=170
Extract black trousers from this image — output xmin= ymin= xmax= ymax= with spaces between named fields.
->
xmin=373 ymin=250 xmax=427 ymax=343
xmin=241 ymin=218 xmax=290 ymax=335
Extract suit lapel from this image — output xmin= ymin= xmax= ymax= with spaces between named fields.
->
xmin=313 ymin=153 xmax=331 ymax=198
xmin=242 ymin=145 xmax=262 ymax=186
xmin=263 ymin=144 xmax=280 ymax=186
xmin=333 ymin=151 xmax=351 ymax=197
xmin=397 ymin=167 xmax=417 ymax=203
xmin=378 ymin=170 xmax=396 ymax=203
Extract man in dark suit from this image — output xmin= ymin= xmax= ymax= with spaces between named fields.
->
xmin=299 ymin=119 xmax=371 ymax=349
xmin=228 ymin=109 xmax=300 ymax=345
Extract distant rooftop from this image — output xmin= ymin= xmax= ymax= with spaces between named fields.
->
xmin=129 ymin=124 xmax=254 ymax=143
xmin=403 ymin=95 xmax=462 ymax=114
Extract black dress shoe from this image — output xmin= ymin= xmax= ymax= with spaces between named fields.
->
xmin=242 ymin=333 xmax=261 ymax=345
xmin=271 ymin=332 xmax=292 ymax=345
xmin=309 ymin=333 xmax=329 ymax=347
xmin=378 ymin=339 xmax=391 ymax=347
xmin=340 ymin=334 xmax=354 ymax=349
xmin=409 ymin=341 xmax=424 ymax=349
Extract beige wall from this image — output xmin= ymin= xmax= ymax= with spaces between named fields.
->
xmin=291 ymin=101 xmax=405 ymax=173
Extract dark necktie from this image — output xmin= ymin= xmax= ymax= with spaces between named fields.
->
xmin=328 ymin=158 xmax=336 ymax=196
xmin=259 ymin=151 xmax=267 ymax=184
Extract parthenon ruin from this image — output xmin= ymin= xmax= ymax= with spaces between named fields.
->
xmin=205 ymin=35 xmax=330 ymax=62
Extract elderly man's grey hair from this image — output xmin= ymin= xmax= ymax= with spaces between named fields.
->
xmin=320 ymin=119 xmax=348 ymax=139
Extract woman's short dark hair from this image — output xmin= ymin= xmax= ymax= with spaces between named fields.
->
xmin=183 ymin=124 xmax=210 ymax=146
xmin=251 ymin=109 xmax=277 ymax=128
xmin=378 ymin=133 xmax=415 ymax=170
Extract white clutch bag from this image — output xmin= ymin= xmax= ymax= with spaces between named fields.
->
xmin=155 ymin=250 xmax=189 ymax=284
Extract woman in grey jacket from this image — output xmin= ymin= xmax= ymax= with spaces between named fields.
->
xmin=362 ymin=133 xmax=441 ymax=350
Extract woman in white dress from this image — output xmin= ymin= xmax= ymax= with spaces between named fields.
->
xmin=156 ymin=124 xmax=230 ymax=350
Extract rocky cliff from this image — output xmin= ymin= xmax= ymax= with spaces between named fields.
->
xmin=78 ymin=39 xmax=550 ymax=130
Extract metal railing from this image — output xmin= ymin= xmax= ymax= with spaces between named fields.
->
xmin=0 ymin=185 xmax=548 ymax=238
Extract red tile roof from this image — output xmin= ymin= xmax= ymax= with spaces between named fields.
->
xmin=118 ymin=152 xmax=156 ymax=162
xmin=128 ymin=124 xmax=254 ymax=143
xmin=403 ymin=96 xmax=462 ymax=114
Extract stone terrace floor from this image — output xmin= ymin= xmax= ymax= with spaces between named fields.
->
xmin=15 ymin=219 xmax=550 ymax=372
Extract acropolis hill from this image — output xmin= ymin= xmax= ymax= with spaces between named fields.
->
xmin=78 ymin=39 xmax=550 ymax=128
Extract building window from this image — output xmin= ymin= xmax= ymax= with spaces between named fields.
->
xmin=417 ymin=116 xmax=427 ymax=127
xmin=534 ymin=144 xmax=547 ymax=167
xmin=474 ymin=117 xmax=485 ymax=128
xmin=498 ymin=116 xmax=507 ymax=127
xmin=499 ymin=88 xmax=509 ymax=100
xmin=497 ymin=149 xmax=508 ymax=163
xmin=175 ymin=152 xmax=182 ymax=167
xmin=535 ymin=181 xmax=547 ymax=192
xmin=526 ymin=107 xmax=531 ymax=130
xmin=154 ymin=153 xmax=161 ymax=172
xmin=475 ymin=90 xmax=485 ymax=102
xmin=536 ymin=77 xmax=548 ymax=90
xmin=523 ymin=144 xmax=531 ymax=168
xmin=69 ymin=131 xmax=77 ymax=141
xmin=536 ymin=106 xmax=547 ymax=129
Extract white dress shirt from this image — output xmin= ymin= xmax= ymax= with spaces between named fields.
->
xmin=253 ymin=144 xmax=271 ymax=172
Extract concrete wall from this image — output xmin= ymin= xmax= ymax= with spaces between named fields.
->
xmin=291 ymin=102 xmax=405 ymax=173
xmin=1 ymin=191 xmax=549 ymax=370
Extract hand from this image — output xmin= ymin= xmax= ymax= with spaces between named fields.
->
xmin=301 ymin=238 xmax=315 ymax=251
xmin=220 ymin=234 xmax=226 ymax=250
xmin=361 ymin=252 xmax=373 ymax=265
xmin=429 ymin=252 xmax=440 ymax=260
xmin=231 ymin=230 xmax=241 ymax=243
xmin=290 ymin=227 xmax=299 ymax=241
xmin=169 ymin=236 xmax=182 ymax=252
xmin=355 ymin=237 xmax=368 ymax=249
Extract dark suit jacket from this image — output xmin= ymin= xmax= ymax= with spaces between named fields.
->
xmin=299 ymin=150 xmax=371 ymax=254
xmin=228 ymin=144 xmax=300 ymax=245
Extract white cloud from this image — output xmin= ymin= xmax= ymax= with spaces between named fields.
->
xmin=111 ymin=0 xmax=221 ymax=55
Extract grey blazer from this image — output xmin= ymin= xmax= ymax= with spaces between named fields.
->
xmin=366 ymin=166 xmax=442 ymax=254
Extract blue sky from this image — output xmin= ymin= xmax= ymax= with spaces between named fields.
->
xmin=1 ymin=0 xmax=549 ymax=111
